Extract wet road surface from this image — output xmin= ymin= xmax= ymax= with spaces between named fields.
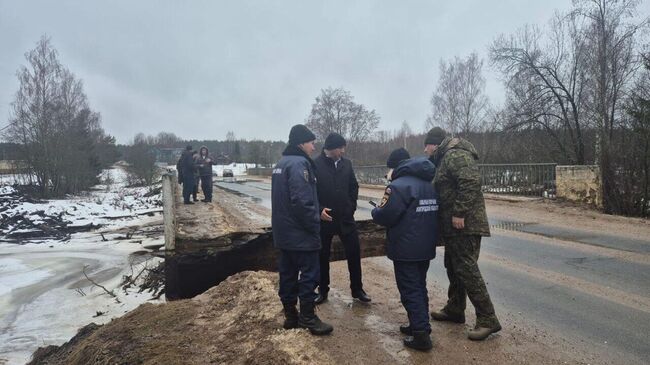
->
xmin=218 ymin=179 xmax=650 ymax=364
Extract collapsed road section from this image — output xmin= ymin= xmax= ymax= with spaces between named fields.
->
xmin=162 ymin=172 xmax=388 ymax=299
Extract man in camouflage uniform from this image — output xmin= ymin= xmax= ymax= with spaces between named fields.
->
xmin=424 ymin=127 xmax=501 ymax=341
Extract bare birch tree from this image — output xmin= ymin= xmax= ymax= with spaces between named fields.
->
xmin=306 ymin=87 xmax=380 ymax=142
xmin=427 ymin=52 xmax=490 ymax=136
xmin=576 ymin=0 xmax=648 ymax=212
xmin=3 ymin=36 xmax=115 ymax=196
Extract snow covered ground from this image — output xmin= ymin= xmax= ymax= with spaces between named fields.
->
xmin=212 ymin=162 xmax=258 ymax=176
xmin=1 ymin=168 xmax=162 ymax=243
xmin=0 ymin=167 xmax=164 ymax=364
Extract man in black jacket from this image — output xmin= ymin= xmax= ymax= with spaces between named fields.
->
xmin=176 ymin=145 xmax=197 ymax=205
xmin=313 ymin=133 xmax=370 ymax=304
xmin=272 ymin=124 xmax=333 ymax=336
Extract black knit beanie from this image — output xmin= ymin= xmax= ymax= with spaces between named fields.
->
xmin=424 ymin=127 xmax=446 ymax=145
xmin=288 ymin=124 xmax=316 ymax=146
xmin=323 ymin=133 xmax=347 ymax=150
xmin=386 ymin=148 xmax=411 ymax=168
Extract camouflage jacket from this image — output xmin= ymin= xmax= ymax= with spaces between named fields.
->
xmin=430 ymin=137 xmax=490 ymax=237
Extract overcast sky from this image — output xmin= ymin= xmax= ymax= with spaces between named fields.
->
xmin=1 ymin=1 xmax=647 ymax=143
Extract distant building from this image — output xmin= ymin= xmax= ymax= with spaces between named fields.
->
xmin=214 ymin=153 xmax=232 ymax=165
xmin=0 ymin=160 xmax=28 ymax=174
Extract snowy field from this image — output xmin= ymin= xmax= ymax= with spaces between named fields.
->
xmin=0 ymin=167 xmax=164 ymax=364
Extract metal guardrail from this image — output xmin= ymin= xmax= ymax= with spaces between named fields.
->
xmin=479 ymin=163 xmax=556 ymax=197
xmin=355 ymin=163 xmax=557 ymax=197
xmin=354 ymin=165 xmax=387 ymax=186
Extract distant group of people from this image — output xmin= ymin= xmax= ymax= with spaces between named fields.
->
xmin=271 ymin=124 xmax=501 ymax=351
xmin=176 ymin=145 xmax=214 ymax=204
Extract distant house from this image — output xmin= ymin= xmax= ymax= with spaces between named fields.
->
xmin=214 ymin=153 xmax=232 ymax=165
xmin=0 ymin=160 xmax=28 ymax=174
xmin=154 ymin=148 xmax=184 ymax=165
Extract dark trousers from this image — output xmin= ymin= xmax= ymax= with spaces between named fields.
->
xmin=200 ymin=175 xmax=213 ymax=201
xmin=182 ymin=175 xmax=195 ymax=203
xmin=278 ymin=250 xmax=320 ymax=305
xmin=192 ymin=177 xmax=199 ymax=200
xmin=394 ymin=260 xmax=431 ymax=332
xmin=443 ymin=235 xmax=500 ymax=328
xmin=318 ymin=228 xmax=363 ymax=293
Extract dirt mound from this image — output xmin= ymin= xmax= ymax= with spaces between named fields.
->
xmin=28 ymin=260 xmax=597 ymax=365
xmin=28 ymin=271 xmax=330 ymax=365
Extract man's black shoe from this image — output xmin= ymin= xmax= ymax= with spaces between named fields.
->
xmin=400 ymin=323 xmax=412 ymax=335
xmin=314 ymin=291 xmax=328 ymax=305
xmin=352 ymin=289 xmax=371 ymax=303
xmin=298 ymin=302 xmax=333 ymax=335
xmin=403 ymin=330 xmax=433 ymax=351
xmin=430 ymin=309 xmax=465 ymax=324
xmin=183 ymin=201 xmax=194 ymax=205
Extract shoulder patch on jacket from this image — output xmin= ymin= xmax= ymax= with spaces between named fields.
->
xmin=303 ymin=169 xmax=309 ymax=182
xmin=379 ymin=187 xmax=391 ymax=207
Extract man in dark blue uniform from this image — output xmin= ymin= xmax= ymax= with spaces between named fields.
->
xmin=272 ymin=124 xmax=333 ymax=336
xmin=372 ymin=148 xmax=439 ymax=351
xmin=313 ymin=132 xmax=370 ymax=304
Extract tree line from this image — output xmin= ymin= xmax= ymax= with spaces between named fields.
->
xmin=3 ymin=1 xmax=648 ymax=216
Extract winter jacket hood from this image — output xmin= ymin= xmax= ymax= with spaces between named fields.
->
xmin=392 ymin=157 xmax=436 ymax=182
xmin=199 ymin=145 xmax=209 ymax=156
xmin=432 ymin=137 xmax=479 ymax=166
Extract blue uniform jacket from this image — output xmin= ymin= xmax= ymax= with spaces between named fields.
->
xmin=271 ymin=145 xmax=321 ymax=251
xmin=371 ymin=157 xmax=439 ymax=261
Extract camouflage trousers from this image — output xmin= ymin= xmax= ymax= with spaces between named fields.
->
xmin=442 ymin=235 xmax=500 ymax=328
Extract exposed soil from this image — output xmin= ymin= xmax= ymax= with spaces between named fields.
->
xmin=26 ymin=187 xmax=649 ymax=365
xmin=29 ymin=266 xmax=593 ymax=365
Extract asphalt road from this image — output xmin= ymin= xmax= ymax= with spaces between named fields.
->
xmin=216 ymin=179 xmax=650 ymax=365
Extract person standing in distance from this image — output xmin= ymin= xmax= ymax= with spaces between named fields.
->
xmin=177 ymin=145 xmax=197 ymax=205
xmin=313 ymin=133 xmax=370 ymax=304
xmin=272 ymin=124 xmax=333 ymax=336
xmin=197 ymin=146 xmax=214 ymax=202
xmin=372 ymin=148 xmax=439 ymax=351
xmin=424 ymin=127 xmax=501 ymax=341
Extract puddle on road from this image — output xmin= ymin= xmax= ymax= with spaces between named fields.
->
xmin=215 ymin=184 xmax=263 ymax=204
xmin=490 ymin=219 xmax=650 ymax=253
xmin=363 ymin=314 xmax=411 ymax=364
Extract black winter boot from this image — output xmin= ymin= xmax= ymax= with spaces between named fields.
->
xmin=299 ymin=302 xmax=333 ymax=335
xmin=404 ymin=330 xmax=433 ymax=351
xmin=282 ymin=302 xmax=299 ymax=329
